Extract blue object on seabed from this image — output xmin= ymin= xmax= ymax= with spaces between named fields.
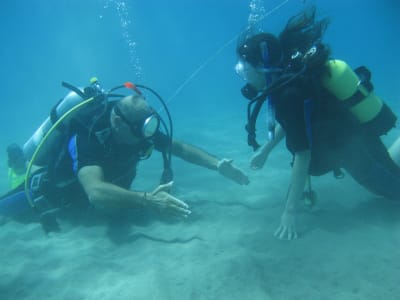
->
xmin=0 ymin=191 xmax=31 ymax=217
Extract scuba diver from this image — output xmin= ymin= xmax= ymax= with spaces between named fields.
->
xmin=1 ymin=78 xmax=249 ymax=233
xmin=235 ymin=6 xmax=400 ymax=240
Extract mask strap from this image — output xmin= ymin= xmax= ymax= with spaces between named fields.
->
xmin=260 ymin=41 xmax=276 ymax=140
xmin=259 ymin=42 xmax=270 ymax=68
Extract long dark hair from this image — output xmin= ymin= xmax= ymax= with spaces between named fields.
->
xmin=279 ymin=6 xmax=330 ymax=69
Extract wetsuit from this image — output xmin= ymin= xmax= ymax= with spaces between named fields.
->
xmin=46 ymin=105 xmax=170 ymax=205
xmin=0 ymin=105 xmax=170 ymax=216
xmin=271 ymin=70 xmax=400 ymax=199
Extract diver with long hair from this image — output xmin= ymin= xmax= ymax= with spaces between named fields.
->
xmin=235 ymin=6 xmax=400 ymax=240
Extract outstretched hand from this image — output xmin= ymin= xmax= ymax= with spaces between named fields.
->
xmin=217 ymin=159 xmax=250 ymax=185
xmin=148 ymin=181 xmax=191 ymax=218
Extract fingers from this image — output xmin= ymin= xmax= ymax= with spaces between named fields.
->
xmin=230 ymin=168 xmax=249 ymax=185
xmin=274 ymin=225 xmax=298 ymax=240
xmin=250 ymin=155 xmax=264 ymax=169
xmin=250 ymin=155 xmax=266 ymax=170
xmin=163 ymin=192 xmax=189 ymax=210
xmin=239 ymin=173 xmax=250 ymax=185
xmin=218 ymin=159 xmax=249 ymax=185
xmin=155 ymin=191 xmax=191 ymax=218
xmin=229 ymin=170 xmax=249 ymax=185
xmin=152 ymin=181 xmax=174 ymax=195
xmin=250 ymin=161 xmax=261 ymax=170
xmin=168 ymin=203 xmax=191 ymax=218
xmin=148 ymin=184 xmax=192 ymax=218
xmin=287 ymin=226 xmax=298 ymax=240
xmin=274 ymin=225 xmax=284 ymax=239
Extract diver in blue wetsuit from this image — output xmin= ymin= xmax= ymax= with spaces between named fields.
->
xmin=235 ymin=6 xmax=400 ymax=240
xmin=0 ymin=79 xmax=249 ymax=232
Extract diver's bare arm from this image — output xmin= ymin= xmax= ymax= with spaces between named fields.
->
xmin=285 ymin=150 xmax=310 ymax=213
xmin=77 ymin=165 xmax=191 ymax=216
xmin=77 ymin=165 xmax=146 ymax=208
xmin=171 ymin=140 xmax=219 ymax=170
xmin=258 ymin=125 xmax=285 ymax=157
xmin=250 ymin=125 xmax=285 ymax=169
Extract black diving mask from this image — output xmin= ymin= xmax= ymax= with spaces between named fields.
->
xmin=113 ymin=104 xmax=160 ymax=139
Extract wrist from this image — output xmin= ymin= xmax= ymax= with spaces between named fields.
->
xmin=284 ymin=197 xmax=298 ymax=214
xmin=216 ymin=159 xmax=223 ymax=170
xmin=262 ymin=142 xmax=274 ymax=154
xmin=141 ymin=192 xmax=149 ymax=207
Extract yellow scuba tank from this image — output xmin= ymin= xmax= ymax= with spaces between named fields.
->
xmin=322 ymin=59 xmax=383 ymax=124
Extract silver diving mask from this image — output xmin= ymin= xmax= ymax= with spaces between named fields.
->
xmin=114 ymin=104 xmax=160 ymax=139
xmin=235 ymin=59 xmax=283 ymax=82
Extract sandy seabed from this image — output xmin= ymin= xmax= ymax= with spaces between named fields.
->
xmin=1 ymin=162 xmax=399 ymax=300
xmin=1 ymin=121 xmax=400 ymax=300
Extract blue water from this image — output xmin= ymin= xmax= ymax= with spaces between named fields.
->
xmin=0 ymin=1 xmax=399 ymax=299
xmin=0 ymin=0 xmax=399 ymax=139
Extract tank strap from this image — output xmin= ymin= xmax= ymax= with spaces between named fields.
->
xmin=50 ymin=99 xmax=63 ymax=124
xmin=343 ymin=89 xmax=366 ymax=108
xmin=343 ymin=66 xmax=374 ymax=109
xmin=50 ymin=99 xmax=68 ymax=133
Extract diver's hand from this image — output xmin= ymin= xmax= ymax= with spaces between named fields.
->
xmin=274 ymin=210 xmax=298 ymax=240
xmin=151 ymin=181 xmax=174 ymax=194
xmin=250 ymin=148 xmax=269 ymax=170
xmin=217 ymin=159 xmax=250 ymax=185
xmin=147 ymin=181 xmax=191 ymax=218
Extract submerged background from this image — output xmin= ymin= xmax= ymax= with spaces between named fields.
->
xmin=0 ymin=1 xmax=399 ymax=299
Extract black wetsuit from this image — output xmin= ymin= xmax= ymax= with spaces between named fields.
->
xmin=271 ymin=71 xmax=400 ymax=199
xmin=45 ymin=105 xmax=170 ymax=206
xmin=0 ymin=104 xmax=170 ymax=219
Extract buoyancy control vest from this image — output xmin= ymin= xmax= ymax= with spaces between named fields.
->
xmin=22 ymin=79 xmax=174 ymax=210
xmin=244 ymin=56 xmax=397 ymax=151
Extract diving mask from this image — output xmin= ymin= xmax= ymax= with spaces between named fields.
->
xmin=114 ymin=104 xmax=160 ymax=139
xmin=141 ymin=114 xmax=160 ymax=138
xmin=235 ymin=59 xmax=283 ymax=82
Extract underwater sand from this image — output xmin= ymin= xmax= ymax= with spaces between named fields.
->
xmin=1 ymin=120 xmax=399 ymax=300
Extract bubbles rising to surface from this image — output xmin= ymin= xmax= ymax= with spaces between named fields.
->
xmin=101 ymin=0 xmax=143 ymax=80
